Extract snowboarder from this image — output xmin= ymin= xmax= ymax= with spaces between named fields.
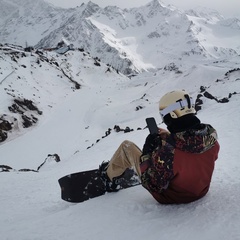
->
xmin=99 ymin=90 xmax=220 ymax=204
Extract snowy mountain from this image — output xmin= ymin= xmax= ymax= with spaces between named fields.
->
xmin=0 ymin=0 xmax=240 ymax=74
xmin=1 ymin=1 xmax=240 ymax=239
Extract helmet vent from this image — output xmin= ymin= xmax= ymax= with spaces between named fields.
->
xmin=184 ymin=94 xmax=191 ymax=108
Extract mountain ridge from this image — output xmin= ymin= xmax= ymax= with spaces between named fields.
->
xmin=0 ymin=0 xmax=239 ymax=74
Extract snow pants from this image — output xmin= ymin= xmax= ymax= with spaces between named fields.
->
xmin=106 ymin=140 xmax=142 ymax=181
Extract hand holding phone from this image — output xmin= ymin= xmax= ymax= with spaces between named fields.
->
xmin=142 ymin=117 xmax=160 ymax=155
xmin=146 ymin=117 xmax=158 ymax=135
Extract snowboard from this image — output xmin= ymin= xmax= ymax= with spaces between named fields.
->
xmin=58 ymin=168 xmax=141 ymax=203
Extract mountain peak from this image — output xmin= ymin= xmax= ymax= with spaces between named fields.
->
xmin=0 ymin=0 xmax=239 ymax=75
xmin=146 ymin=0 xmax=167 ymax=10
xmin=77 ymin=1 xmax=100 ymax=18
xmin=85 ymin=1 xmax=100 ymax=9
xmin=185 ymin=6 xmax=224 ymax=22
xmin=144 ymin=0 xmax=172 ymax=17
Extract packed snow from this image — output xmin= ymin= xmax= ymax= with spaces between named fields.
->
xmin=1 ymin=46 xmax=240 ymax=239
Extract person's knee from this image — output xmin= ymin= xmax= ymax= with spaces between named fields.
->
xmin=121 ymin=140 xmax=140 ymax=153
xmin=121 ymin=140 xmax=133 ymax=148
xmin=121 ymin=140 xmax=141 ymax=154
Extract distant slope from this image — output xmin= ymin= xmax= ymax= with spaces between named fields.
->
xmin=0 ymin=0 xmax=239 ymax=74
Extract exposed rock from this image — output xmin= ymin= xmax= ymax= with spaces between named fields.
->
xmin=37 ymin=154 xmax=61 ymax=171
xmin=203 ymin=91 xmax=216 ymax=100
xmin=0 ymin=130 xmax=8 ymax=142
xmin=0 ymin=165 xmax=13 ymax=172
xmin=195 ymin=94 xmax=203 ymax=112
xmin=18 ymin=168 xmax=38 ymax=172
xmin=0 ymin=119 xmax=12 ymax=131
xmin=197 ymin=85 xmax=239 ymax=113
xmin=7 ymin=98 xmax=42 ymax=133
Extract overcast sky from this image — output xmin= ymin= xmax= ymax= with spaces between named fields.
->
xmin=46 ymin=0 xmax=240 ymax=18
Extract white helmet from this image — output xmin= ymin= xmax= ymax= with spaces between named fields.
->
xmin=159 ymin=90 xmax=196 ymax=120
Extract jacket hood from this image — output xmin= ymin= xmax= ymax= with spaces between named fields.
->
xmin=173 ymin=124 xmax=218 ymax=154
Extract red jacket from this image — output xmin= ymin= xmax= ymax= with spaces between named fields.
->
xmin=140 ymin=124 xmax=220 ymax=204
xmin=152 ymin=142 xmax=219 ymax=204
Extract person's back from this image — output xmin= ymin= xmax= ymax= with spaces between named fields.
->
xmin=141 ymin=90 xmax=220 ymax=204
xmin=150 ymin=126 xmax=220 ymax=203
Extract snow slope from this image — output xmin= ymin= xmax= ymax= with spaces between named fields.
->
xmin=0 ymin=43 xmax=240 ymax=240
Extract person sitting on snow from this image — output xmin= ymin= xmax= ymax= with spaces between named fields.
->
xmin=99 ymin=90 xmax=220 ymax=204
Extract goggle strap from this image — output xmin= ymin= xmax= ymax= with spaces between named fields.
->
xmin=160 ymin=98 xmax=194 ymax=118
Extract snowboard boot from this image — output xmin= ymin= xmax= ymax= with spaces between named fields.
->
xmin=99 ymin=161 xmax=121 ymax=192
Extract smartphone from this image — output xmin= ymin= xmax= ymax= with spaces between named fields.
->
xmin=146 ymin=117 xmax=158 ymax=135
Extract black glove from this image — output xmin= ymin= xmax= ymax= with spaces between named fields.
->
xmin=142 ymin=133 xmax=161 ymax=155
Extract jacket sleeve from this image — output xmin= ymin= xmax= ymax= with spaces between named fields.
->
xmin=140 ymin=138 xmax=175 ymax=194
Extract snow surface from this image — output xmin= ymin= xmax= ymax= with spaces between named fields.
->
xmin=1 ymin=47 xmax=240 ymax=240
xmin=0 ymin=2 xmax=240 ymax=239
